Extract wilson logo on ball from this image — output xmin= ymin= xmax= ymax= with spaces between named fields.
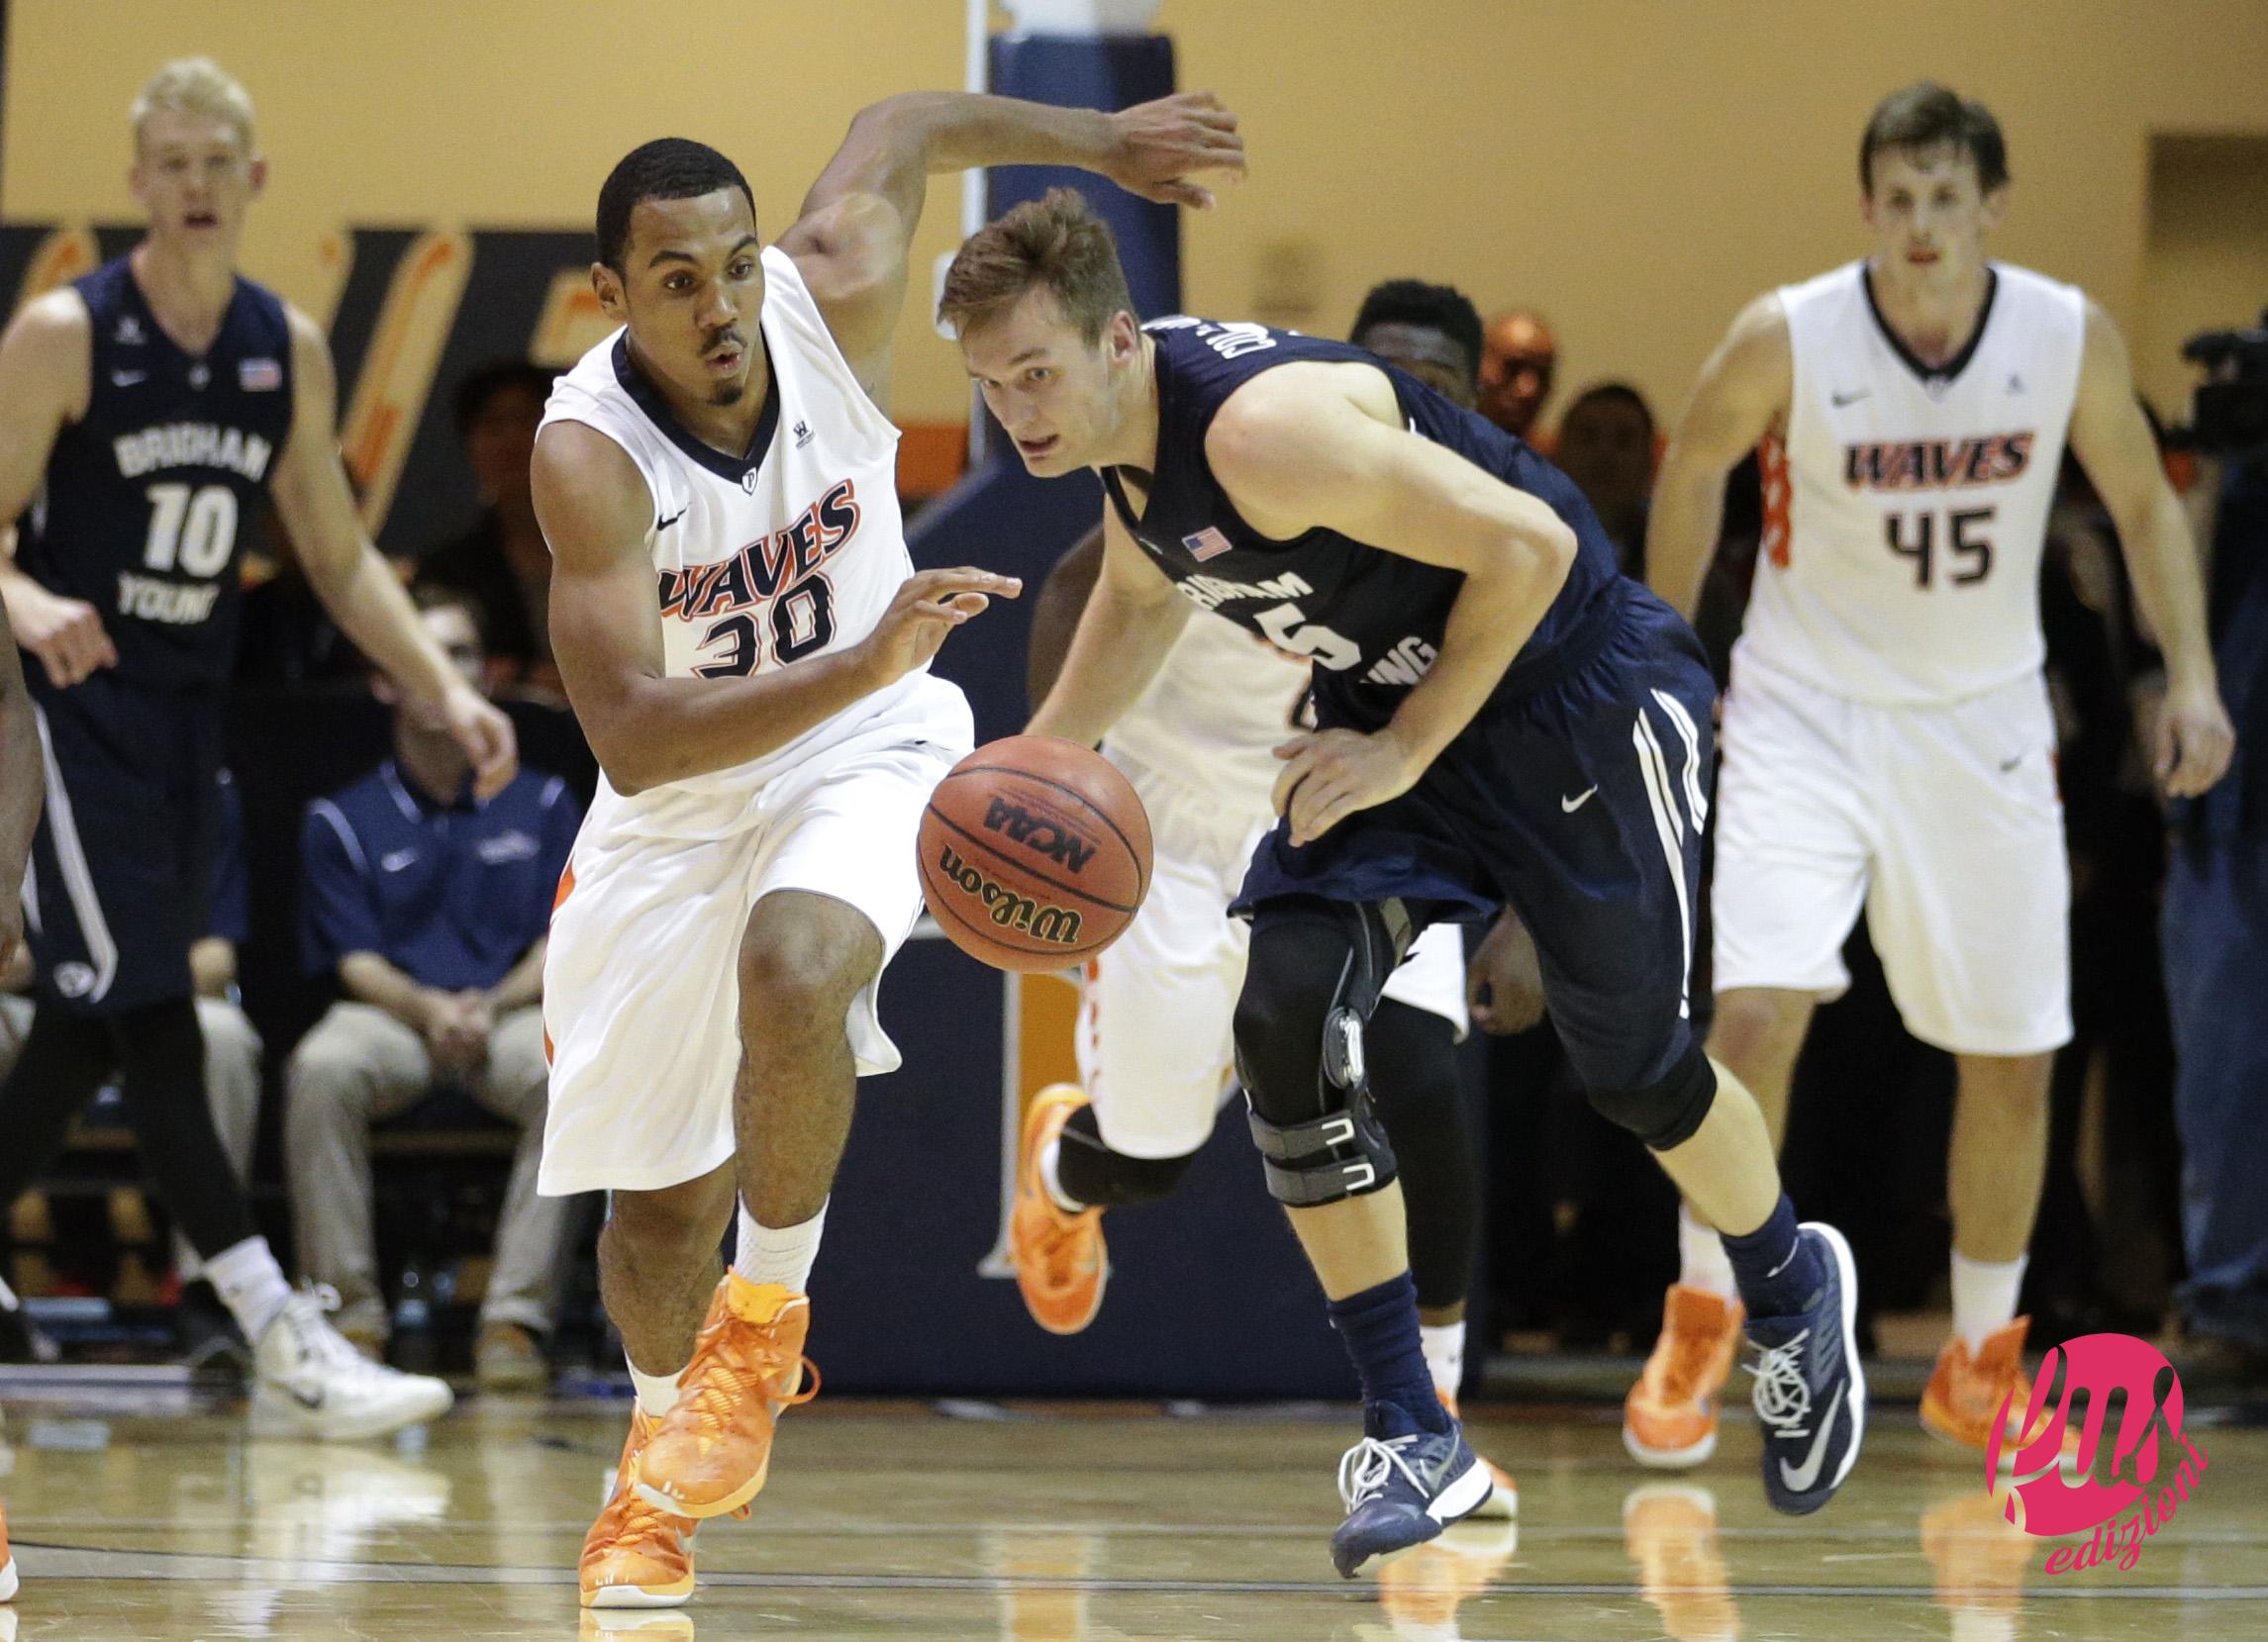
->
xmin=936 ymin=842 xmax=1086 ymax=946
xmin=981 ymin=797 xmax=1097 ymax=873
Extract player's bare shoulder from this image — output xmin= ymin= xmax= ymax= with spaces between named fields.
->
xmin=0 ymin=285 xmax=95 ymax=424
xmin=531 ymin=420 xmax=653 ymax=568
xmin=1714 ymin=291 xmax=1795 ymax=415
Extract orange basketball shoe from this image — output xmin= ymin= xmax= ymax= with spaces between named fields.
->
xmin=0 ymin=1497 xmax=16 ymax=1602
xmin=1624 ymin=1287 xmax=1744 ymax=1469
xmin=632 ymin=1275 xmax=817 ymax=1520
xmin=582 ymin=1408 xmax=697 ymax=1608
xmin=1623 ymin=1484 xmax=1739 ymax=1642
xmin=1437 ymin=1389 xmax=1519 ymax=1518
xmin=1011 ymin=1085 xmax=1110 ymax=1335
xmin=1923 ymin=1317 xmax=2080 ymax=1470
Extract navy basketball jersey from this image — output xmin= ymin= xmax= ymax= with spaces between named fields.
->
xmin=1103 ymin=316 xmax=1623 ymax=729
xmin=18 ymin=256 xmax=294 ymax=684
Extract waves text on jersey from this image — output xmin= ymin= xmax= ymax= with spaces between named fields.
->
xmin=112 ymin=422 xmax=276 ymax=484
xmin=1841 ymin=432 xmax=2033 ymax=492
xmin=654 ymin=479 xmax=861 ymax=622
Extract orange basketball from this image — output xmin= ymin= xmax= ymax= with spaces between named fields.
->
xmin=918 ymin=735 xmax=1153 ymax=972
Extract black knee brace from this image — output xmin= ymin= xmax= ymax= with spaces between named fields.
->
xmin=1052 ymin=1103 xmax=1199 ymax=1207
xmin=1233 ymin=900 xmax=1411 ymax=1207
xmin=1589 ymin=1040 xmax=1719 ymax=1151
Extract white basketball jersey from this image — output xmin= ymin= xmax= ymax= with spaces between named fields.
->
xmin=541 ymin=246 xmax=952 ymax=831
xmin=1739 ymin=259 xmax=2086 ymax=705
xmin=1104 ymin=614 xmax=1309 ymax=815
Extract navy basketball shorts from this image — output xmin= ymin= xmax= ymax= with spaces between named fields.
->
xmin=21 ymin=670 xmax=224 ymax=1015
xmin=1236 ymin=582 xmax=1716 ymax=1095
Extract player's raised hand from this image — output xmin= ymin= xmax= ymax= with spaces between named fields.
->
xmin=441 ymin=685 xmax=520 ymax=800
xmin=1272 ymin=725 xmax=1420 ymax=847
xmin=859 ymin=568 xmax=1023 ymax=683
xmin=8 ymin=581 xmax=117 ymax=688
xmin=2154 ymin=673 xmax=2235 ymax=799
xmin=1103 ymin=92 xmax=1246 ymax=210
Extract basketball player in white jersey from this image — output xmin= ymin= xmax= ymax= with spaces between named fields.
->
xmin=1627 ymin=82 xmax=2231 ymax=1469
xmin=529 ymin=95 xmax=1242 ymax=1608
xmin=1012 ymin=280 xmax=1519 ymax=1531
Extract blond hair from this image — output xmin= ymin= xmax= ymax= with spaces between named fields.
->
xmin=131 ymin=58 xmax=255 ymax=153
xmin=938 ymin=188 xmax=1135 ymax=345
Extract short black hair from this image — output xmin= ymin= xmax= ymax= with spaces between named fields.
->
xmin=1562 ymin=381 xmax=1656 ymax=440
xmin=596 ymin=138 xmax=756 ymax=271
xmin=1860 ymin=81 xmax=2010 ymax=195
xmin=452 ymin=359 xmax=555 ymax=438
xmin=1349 ymin=279 xmax=1485 ymax=387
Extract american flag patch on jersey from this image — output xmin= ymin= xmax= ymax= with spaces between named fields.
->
xmin=1182 ymin=526 xmax=1234 ymax=561
xmin=239 ymin=357 xmax=282 ymax=391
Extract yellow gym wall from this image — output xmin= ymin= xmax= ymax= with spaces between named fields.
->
xmin=7 ymin=0 xmax=2267 ymax=429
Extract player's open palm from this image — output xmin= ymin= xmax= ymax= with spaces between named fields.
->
xmin=861 ymin=568 xmax=1022 ymax=684
xmin=9 ymin=581 xmax=117 ymax=688
xmin=1104 ymin=92 xmax=1246 ymax=210
xmin=1273 ymin=726 xmax=1419 ymax=847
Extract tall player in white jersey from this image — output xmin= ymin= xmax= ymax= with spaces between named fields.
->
xmin=528 ymin=98 xmax=1242 ymax=1609
xmin=1010 ymin=280 xmax=1520 ymax=1532
xmin=1627 ymin=82 xmax=2232 ymax=1469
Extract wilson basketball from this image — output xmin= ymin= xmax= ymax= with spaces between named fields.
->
xmin=919 ymin=736 xmax=1153 ymax=972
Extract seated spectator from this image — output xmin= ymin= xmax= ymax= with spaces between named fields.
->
xmin=0 ymin=768 xmax=263 ymax=1370
xmin=285 ymin=587 xmax=579 ymax=1389
xmin=1477 ymin=310 xmax=1557 ymax=441
xmin=1554 ymin=382 xmax=1657 ymax=576
xmin=414 ymin=361 xmax=558 ymax=695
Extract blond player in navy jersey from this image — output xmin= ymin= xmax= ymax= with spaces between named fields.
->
xmin=1627 ymin=82 xmax=2232 ymax=1471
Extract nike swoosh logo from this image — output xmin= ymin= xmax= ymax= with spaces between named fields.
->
xmin=1830 ymin=389 xmax=1869 ymax=407
xmin=1561 ymin=787 xmax=1598 ymax=813
xmin=289 ymin=1384 xmax=325 ymax=1410
xmin=1999 ymin=754 xmax=2022 ymax=772
xmin=380 ymin=849 xmax=418 ymax=872
xmin=656 ymin=509 xmax=687 ymax=531
xmin=112 ymin=370 xmax=147 ymax=387
xmin=1780 ymin=1382 xmax=1845 ymax=1492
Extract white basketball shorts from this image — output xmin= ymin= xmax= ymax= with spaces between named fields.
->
xmin=1711 ymin=654 xmax=2072 ymax=1056
xmin=538 ymin=682 xmax=973 ymax=1196
xmin=1076 ymin=745 xmax=1469 ymax=1160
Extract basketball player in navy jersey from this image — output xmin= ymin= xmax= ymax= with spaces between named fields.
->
xmin=0 ymin=59 xmax=511 ymax=1436
xmin=945 ymin=192 xmax=1865 ymax=1574
xmin=0 ymin=600 xmax=34 ymax=1601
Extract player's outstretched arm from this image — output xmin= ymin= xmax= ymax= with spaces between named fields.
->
xmin=535 ymin=421 xmax=1016 ymax=796
xmin=0 ymin=598 xmax=40 ymax=959
xmin=1205 ymin=365 xmax=1576 ymax=844
xmin=1646 ymin=292 xmax=1791 ymax=620
xmin=0 ymin=291 xmax=118 ymax=688
xmin=1026 ymin=527 xmax=1104 ymax=712
xmin=779 ymin=90 xmax=1244 ymax=399
xmin=270 ymin=308 xmax=519 ymax=797
xmin=1028 ymin=505 xmax=1188 ymax=747
xmin=2068 ymin=299 xmax=2232 ymax=798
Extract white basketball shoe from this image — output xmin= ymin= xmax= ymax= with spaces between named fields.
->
xmin=250 ymin=1287 xmax=453 ymax=1441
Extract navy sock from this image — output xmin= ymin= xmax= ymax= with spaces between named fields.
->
xmin=1722 ymin=1196 xmax=1824 ymax=1321
xmin=1326 ymin=1273 xmax=1449 ymax=1433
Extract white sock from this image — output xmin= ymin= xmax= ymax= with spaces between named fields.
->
xmin=1420 ymin=1321 xmax=1466 ymax=1401
xmin=1678 ymin=1206 xmax=1738 ymax=1301
xmin=1040 ymin=1136 xmax=1087 ymax=1214
xmin=204 ymin=1235 xmax=293 ymax=1341
xmin=627 ymin=1356 xmax=684 ymax=1420
xmin=734 ymin=1200 xmax=826 ymax=1294
xmin=1951 ymin=1251 xmax=2027 ymax=1353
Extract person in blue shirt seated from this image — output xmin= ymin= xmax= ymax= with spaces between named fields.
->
xmin=286 ymin=587 xmax=580 ymax=1389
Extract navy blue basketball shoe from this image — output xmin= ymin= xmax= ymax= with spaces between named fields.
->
xmin=1747 ymin=1222 xmax=1865 ymax=1515
xmin=1330 ymin=1400 xmax=1496 ymax=1578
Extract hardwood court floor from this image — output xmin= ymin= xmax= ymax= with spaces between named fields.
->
xmin=0 ymin=1387 xmax=2258 ymax=1639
